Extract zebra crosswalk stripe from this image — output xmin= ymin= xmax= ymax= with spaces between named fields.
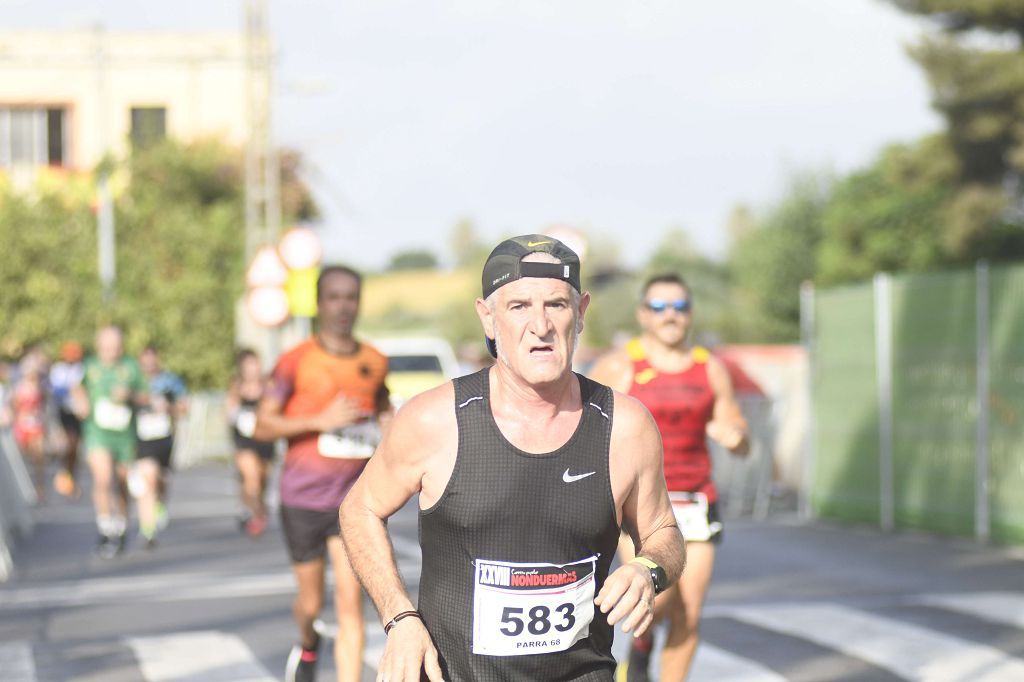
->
xmin=690 ymin=643 xmax=787 ymax=682
xmin=8 ymin=596 xmax=1024 ymax=681
xmin=126 ymin=630 xmax=276 ymax=682
xmin=727 ymin=603 xmax=1024 ymax=682
xmin=0 ymin=641 xmax=35 ymax=682
xmin=914 ymin=591 xmax=1024 ymax=629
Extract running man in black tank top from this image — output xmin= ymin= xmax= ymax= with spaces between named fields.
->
xmin=341 ymin=235 xmax=686 ymax=682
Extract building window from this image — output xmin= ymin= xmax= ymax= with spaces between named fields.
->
xmin=130 ymin=107 xmax=166 ymax=148
xmin=47 ymin=109 xmax=65 ymax=166
xmin=0 ymin=106 xmax=65 ymax=168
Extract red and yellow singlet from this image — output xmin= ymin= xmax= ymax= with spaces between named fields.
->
xmin=626 ymin=338 xmax=718 ymax=501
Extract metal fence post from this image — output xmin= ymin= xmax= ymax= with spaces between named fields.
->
xmin=975 ymin=260 xmax=991 ymax=543
xmin=874 ymin=272 xmax=895 ymax=532
xmin=0 ymin=428 xmax=36 ymax=582
xmin=799 ymin=281 xmax=815 ymax=522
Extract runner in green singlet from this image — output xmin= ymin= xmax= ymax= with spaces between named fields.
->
xmin=72 ymin=326 xmax=147 ymax=559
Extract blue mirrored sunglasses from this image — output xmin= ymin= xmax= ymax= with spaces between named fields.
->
xmin=644 ymin=298 xmax=690 ymax=313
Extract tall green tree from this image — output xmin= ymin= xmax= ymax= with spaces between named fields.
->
xmin=890 ymin=1 xmax=1024 ymax=40
xmin=448 ymin=218 xmax=489 ymax=268
xmin=730 ymin=174 xmax=830 ymax=341
xmin=886 ymin=0 xmax=1024 ymax=259
xmin=817 ymin=136 xmax=958 ymax=284
xmin=0 ymin=139 xmax=314 ymax=388
xmin=387 ymin=249 xmax=439 ymax=271
xmin=113 ymin=140 xmax=248 ymax=388
xmin=0 ymin=184 xmax=100 ymax=358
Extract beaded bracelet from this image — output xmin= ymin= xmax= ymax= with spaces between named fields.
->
xmin=383 ymin=610 xmax=422 ymax=635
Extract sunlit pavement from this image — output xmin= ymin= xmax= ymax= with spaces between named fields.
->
xmin=2 ymin=462 xmax=1024 ymax=681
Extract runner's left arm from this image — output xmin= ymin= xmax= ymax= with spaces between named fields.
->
xmin=252 ymin=355 xmax=364 ymax=440
xmin=595 ymin=392 xmax=685 ymax=637
xmin=129 ymin=360 xmax=150 ymax=408
xmin=170 ymin=373 xmax=189 ymax=417
xmin=704 ymin=356 xmax=749 ymax=455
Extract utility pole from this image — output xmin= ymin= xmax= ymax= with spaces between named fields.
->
xmin=244 ymin=0 xmax=286 ymax=359
xmin=94 ymin=25 xmax=115 ymax=303
xmin=244 ymin=0 xmax=280 ymax=262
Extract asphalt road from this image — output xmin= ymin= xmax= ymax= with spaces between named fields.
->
xmin=2 ymin=461 xmax=1023 ymax=681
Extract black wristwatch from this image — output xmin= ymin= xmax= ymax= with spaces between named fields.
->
xmin=631 ymin=557 xmax=668 ymax=595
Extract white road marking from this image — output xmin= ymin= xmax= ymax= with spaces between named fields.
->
xmin=0 ymin=571 xmax=296 ymax=609
xmin=127 ymin=630 xmax=276 ymax=682
xmin=914 ymin=591 xmax=1024 ymax=629
xmin=728 ymin=602 xmax=1024 ymax=682
xmin=690 ymin=642 xmax=787 ymax=682
xmin=31 ymin=497 xmax=240 ymax=524
xmin=0 ymin=537 xmax=422 ymax=611
xmin=0 ymin=640 xmax=36 ymax=682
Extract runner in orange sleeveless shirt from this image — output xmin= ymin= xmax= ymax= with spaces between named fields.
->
xmin=590 ymin=273 xmax=748 ymax=682
xmin=255 ymin=265 xmax=390 ymax=682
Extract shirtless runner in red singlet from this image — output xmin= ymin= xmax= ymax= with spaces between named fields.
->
xmin=590 ymin=273 xmax=749 ymax=682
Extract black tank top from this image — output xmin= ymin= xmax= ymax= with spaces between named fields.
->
xmin=418 ymin=368 xmax=619 ymax=681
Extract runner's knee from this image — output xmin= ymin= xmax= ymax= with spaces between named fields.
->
xmin=294 ymin=590 xmax=323 ymax=618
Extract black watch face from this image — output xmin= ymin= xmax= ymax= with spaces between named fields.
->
xmin=652 ymin=566 xmax=668 ymax=594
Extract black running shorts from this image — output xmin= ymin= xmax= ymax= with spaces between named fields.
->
xmin=58 ymin=408 xmax=82 ymax=437
xmin=233 ymin=432 xmax=276 ymax=461
xmin=280 ymin=504 xmax=341 ymax=563
xmin=706 ymin=501 xmax=724 ymax=545
xmin=137 ymin=436 xmax=174 ymax=469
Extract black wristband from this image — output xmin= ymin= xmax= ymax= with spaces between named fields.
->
xmin=383 ymin=610 xmax=422 ymax=635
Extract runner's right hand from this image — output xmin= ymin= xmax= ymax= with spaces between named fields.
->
xmin=375 ymin=618 xmax=444 ymax=682
xmin=595 ymin=560 xmax=656 ymax=637
xmin=705 ymin=419 xmax=746 ymax=452
xmin=314 ymin=394 xmax=365 ymax=433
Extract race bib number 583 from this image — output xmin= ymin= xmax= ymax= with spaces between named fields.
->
xmin=472 ymin=555 xmax=597 ymax=657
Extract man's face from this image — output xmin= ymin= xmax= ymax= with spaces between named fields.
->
xmin=140 ymin=349 xmax=160 ymax=375
xmin=637 ymin=281 xmax=691 ymax=348
xmin=96 ymin=328 xmax=123 ymax=365
xmin=477 ymin=277 xmax=589 ymax=387
xmin=317 ymin=271 xmax=361 ymax=338
xmin=240 ymin=354 xmax=261 ymax=379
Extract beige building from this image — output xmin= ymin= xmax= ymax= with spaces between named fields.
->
xmin=0 ymin=30 xmax=248 ymax=173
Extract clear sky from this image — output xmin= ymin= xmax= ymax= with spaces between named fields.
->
xmin=0 ymin=0 xmax=941 ymax=269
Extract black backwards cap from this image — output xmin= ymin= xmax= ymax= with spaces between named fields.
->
xmin=480 ymin=234 xmax=582 ymax=358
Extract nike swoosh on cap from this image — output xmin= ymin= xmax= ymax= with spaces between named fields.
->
xmin=562 ymin=468 xmax=596 ymax=483
xmin=527 ymin=240 xmax=551 ymax=247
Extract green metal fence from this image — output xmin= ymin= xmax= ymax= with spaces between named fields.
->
xmin=810 ymin=283 xmax=879 ymax=525
xmin=989 ymin=267 xmax=1024 ymax=543
xmin=808 ymin=262 xmax=1024 ymax=544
